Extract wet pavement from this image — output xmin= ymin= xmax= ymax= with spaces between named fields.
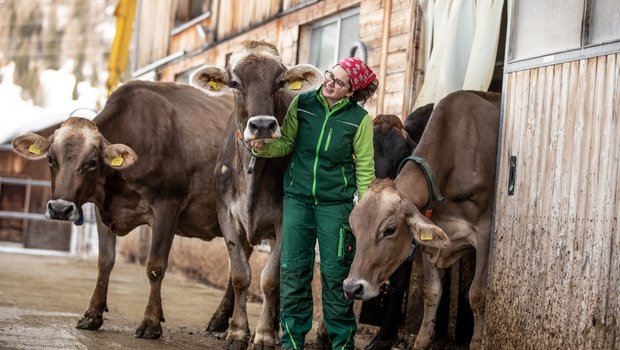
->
xmin=0 ymin=248 xmax=259 ymax=349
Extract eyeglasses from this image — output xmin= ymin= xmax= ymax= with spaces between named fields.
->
xmin=324 ymin=70 xmax=349 ymax=89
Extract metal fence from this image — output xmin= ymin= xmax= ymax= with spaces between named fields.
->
xmin=0 ymin=176 xmax=98 ymax=257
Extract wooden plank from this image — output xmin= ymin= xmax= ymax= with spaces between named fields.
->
xmin=388 ymin=7 xmax=410 ymax=36
xmin=612 ymin=55 xmax=620 ymax=349
xmin=359 ymin=7 xmax=384 ymax=36
xmin=528 ymin=66 xmax=548 ymax=344
xmin=600 ymin=53 xmax=620 ymax=349
xmin=511 ymin=70 xmax=531 ymax=343
xmin=386 ymin=51 xmax=408 ymax=75
xmin=538 ymin=63 xmax=561 ymax=349
xmin=585 ymin=55 xmax=607 ymax=350
xmin=382 ymin=71 xmax=406 ymax=94
xmin=520 ymin=66 xmax=539 ymax=340
xmin=387 ymin=32 xmax=409 ymax=54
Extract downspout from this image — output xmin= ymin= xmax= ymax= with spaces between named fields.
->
xmin=377 ymin=0 xmax=392 ymax=115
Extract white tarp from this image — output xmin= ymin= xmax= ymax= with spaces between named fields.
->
xmin=414 ymin=0 xmax=504 ymax=109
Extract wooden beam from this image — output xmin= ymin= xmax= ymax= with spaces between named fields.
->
xmin=377 ymin=0 xmax=392 ymax=115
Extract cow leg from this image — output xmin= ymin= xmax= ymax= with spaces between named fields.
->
xmin=134 ymin=204 xmax=179 ymax=339
xmin=413 ymin=255 xmax=443 ymax=350
xmin=365 ymin=259 xmax=412 ymax=350
xmin=76 ymin=210 xmax=116 ymax=330
xmin=468 ymin=237 xmax=489 ymax=349
xmin=223 ymin=232 xmax=252 ymax=350
xmin=205 ymin=271 xmax=235 ymax=338
xmin=252 ymin=237 xmax=280 ymax=350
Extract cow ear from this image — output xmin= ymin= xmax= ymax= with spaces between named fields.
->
xmin=12 ymin=133 xmax=51 ymax=160
xmin=103 ymin=143 xmax=137 ymax=170
xmin=281 ymin=64 xmax=323 ymax=94
xmin=190 ymin=65 xmax=230 ymax=96
xmin=407 ymin=208 xmax=450 ymax=249
xmin=403 ymin=130 xmax=417 ymax=152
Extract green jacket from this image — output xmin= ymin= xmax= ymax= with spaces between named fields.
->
xmin=254 ymin=88 xmax=375 ymax=204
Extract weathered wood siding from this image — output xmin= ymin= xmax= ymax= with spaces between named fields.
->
xmin=486 ymin=53 xmax=620 ymax=349
xmin=158 ymin=0 xmax=421 ymax=119
xmin=135 ymin=0 xmax=174 ymax=69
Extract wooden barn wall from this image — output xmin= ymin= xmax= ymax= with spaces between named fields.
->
xmin=135 ymin=0 xmax=174 ymax=69
xmin=159 ymin=0 xmax=421 ymax=118
xmin=486 ymin=53 xmax=620 ymax=349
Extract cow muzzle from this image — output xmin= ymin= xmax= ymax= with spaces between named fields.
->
xmin=45 ymin=199 xmax=84 ymax=225
xmin=342 ymin=277 xmax=378 ymax=301
xmin=244 ymin=116 xmax=281 ymax=141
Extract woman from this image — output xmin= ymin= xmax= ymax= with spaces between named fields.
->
xmin=251 ymin=56 xmax=377 ymax=350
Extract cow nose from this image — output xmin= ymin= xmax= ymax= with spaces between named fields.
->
xmin=249 ymin=119 xmax=276 ymax=132
xmin=343 ymin=280 xmax=364 ymax=300
xmin=245 ymin=116 xmax=281 ymax=140
xmin=46 ymin=200 xmax=77 ymax=221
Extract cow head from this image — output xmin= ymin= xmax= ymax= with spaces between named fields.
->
xmin=343 ymin=179 xmax=449 ymax=300
xmin=190 ymin=40 xmax=322 ymax=143
xmin=11 ymin=117 xmax=137 ymax=224
xmin=372 ymin=114 xmax=416 ymax=179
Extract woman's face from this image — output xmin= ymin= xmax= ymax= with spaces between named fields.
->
xmin=322 ymin=65 xmax=354 ymax=105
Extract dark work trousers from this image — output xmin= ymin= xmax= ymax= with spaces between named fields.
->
xmin=279 ymin=195 xmax=356 ymax=350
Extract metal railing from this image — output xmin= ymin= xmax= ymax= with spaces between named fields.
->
xmin=0 ymin=175 xmax=98 ymax=257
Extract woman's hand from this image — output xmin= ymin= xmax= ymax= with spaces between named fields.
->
xmin=249 ymin=140 xmax=266 ymax=152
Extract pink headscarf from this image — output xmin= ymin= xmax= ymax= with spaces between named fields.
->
xmin=337 ymin=57 xmax=376 ymax=91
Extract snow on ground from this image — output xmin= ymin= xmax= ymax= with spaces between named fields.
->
xmin=0 ymin=61 xmax=104 ymax=144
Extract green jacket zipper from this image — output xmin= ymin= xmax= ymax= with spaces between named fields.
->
xmin=338 ymin=227 xmax=344 ymax=259
xmin=288 ymin=161 xmax=295 ymax=186
xmin=341 ymin=165 xmax=348 ymax=191
xmin=323 ymin=127 xmax=333 ymax=152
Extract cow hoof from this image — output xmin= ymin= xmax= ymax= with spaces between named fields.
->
xmin=223 ymin=339 xmax=248 ymax=350
xmin=250 ymin=330 xmax=275 ymax=350
xmin=206 ymin=330 xmax=228 ymax=340
xmin=134 ymin=321 xmax=162 ymax=339
xmin=363 ymin=339 xmax=393 ymax=350
xmin=206 ymin=313 xmax=230 ymax=333
xmin=75 ymin=314 xmax=103 ymax=330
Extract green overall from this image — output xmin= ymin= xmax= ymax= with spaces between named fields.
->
xmin=255 ymin=88 xmax=375 ymax=350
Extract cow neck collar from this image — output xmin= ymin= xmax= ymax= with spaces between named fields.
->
xmin=396 ymin=155 xmax=445 ymax=218
xmin=234 ymin=129 xmax=256 ymax=174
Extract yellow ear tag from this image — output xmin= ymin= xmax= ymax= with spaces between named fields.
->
xmin=289 ymin=80 xmax=303 ymax=90
xmin=28 ymin=144 xmax=42 ymax=155
xmin=420 ymin=230 xmax=433 ymax=241
xmin=111 ymin=156 xmax=124 ymax=167
xmin=207 ymin=81 xmax=221 ymax=91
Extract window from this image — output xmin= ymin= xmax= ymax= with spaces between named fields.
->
xmin=299 ymin=8 xmax=360 ymax=72
xmin=509 ymin=0 xmax=620 ymax=62
xmin=589 ymin=0 xmax=620 ymax=45
xmin=174 ymin=0 xmax=210 ymax=28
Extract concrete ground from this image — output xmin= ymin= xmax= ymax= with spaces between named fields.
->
xmin=0 ymin=247 xmax=378 ymax=350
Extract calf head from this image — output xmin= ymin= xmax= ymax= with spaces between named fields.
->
xmin=343 ymin=179 xmax=449 ymax=300
xmin=11 ymin=117 xmax=136 ymax=224
xmin=191 ymin=40 xmax=322 ymax=143
xmin=372 ymin=114 xmax=416 ymax=179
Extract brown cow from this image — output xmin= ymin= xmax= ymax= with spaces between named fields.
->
xmin=343 ymin=90 xmax=500 ymax=349
xmin=373 ymin=114 xmax=416 ymax=180
xmin=190 ymin=41 xmax=323 ymax=350
xmin=11 ymin=81 xmax=235 ymax=339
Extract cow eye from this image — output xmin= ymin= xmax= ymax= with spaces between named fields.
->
xmin=47 ymin=155 xmax=57 ymax=168
xmin=83 ymin=159 xmax=98 ymax=171
xmin=383 ymin=226 xmax=397 ymax=237
xmin=229 ymin=80 xmax=242 ymax=89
